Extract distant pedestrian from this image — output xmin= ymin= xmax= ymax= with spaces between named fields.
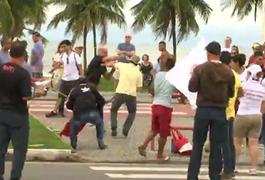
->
xmin=0 ymin=37 xmax=11 ymax=64
xmin=30 ymin=32 xmax=44 ymax=79
xmin=187 ymin=41 xmax=235 ymax=180
xmin=0 ymin=41 xmax=44 ymax=180
xmin=140 ymin=54 xmax=154 ymax=93
xmin=138 ymin=56 xmax=175 ymax=161
xmin=107 ymin=55 xmax=142 ymax=137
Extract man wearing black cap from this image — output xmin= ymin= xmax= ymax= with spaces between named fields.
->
xmin=66 ymin=77 xmax=107 ymax=150
xmin=187 ymin=41 xmax=235 ymax=180
xmin=0 ymin=41 xmax=44 ymax=180
xmin=30 ymin=32 xmax=44 ymax=79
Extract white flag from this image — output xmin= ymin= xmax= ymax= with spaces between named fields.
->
xmin=166 ymin=39 xmax=208 ymax=109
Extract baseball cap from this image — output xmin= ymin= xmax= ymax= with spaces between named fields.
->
xmin=205 ymin=41 xmax=221 ymax=55
xmin=130 ymin=55 xmax=140 ymax=64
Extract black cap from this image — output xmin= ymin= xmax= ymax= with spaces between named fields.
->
xmin=205 ymin=41 xmax=221 ymax=55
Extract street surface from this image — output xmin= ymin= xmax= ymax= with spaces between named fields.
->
xmin=4 ymin=162 xmax=265 ymax=180
xmin=28 ymin=100 xmax=195 ymax=117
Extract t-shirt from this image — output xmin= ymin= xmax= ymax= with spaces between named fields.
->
xmin=237 ymin=80 xmax=265 ymax=115
xmin=154 ymin=63 xmax=160 ymax=73
xmin=226 ymin=70 xmax=242 ymax=118
xmin=153 ymin=72 xmax=174 ymax=108
xmin=117 ymin=43 xmax=135 ymax=63
xmin=115 ymin=62 xmax=142 ymax=96
xmin=0 ymin=50 xmax=10 ymax=64
xmin=61 ymin=52 xmax=81 ymax=81
xmin=0 ymin=62 xmax=31 ymax=113
xmin=239 ymin=69 xmax=248 ymax=82
xmin=30 ymin=41 xmax=44 ymax=67
xmin=21 ymin=61 xmax=33 ymax=77
xmin=85 ymin=56 xmax=107 ymax=85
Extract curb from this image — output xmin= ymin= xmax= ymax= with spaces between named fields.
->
xmin=5 ymin=150 xmax=262 ymax=166
xmin=6 ymin=149 xmax=82 ymax=162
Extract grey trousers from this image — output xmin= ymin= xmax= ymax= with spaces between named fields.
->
xmin=110 ymin=93 xmax=136 ymax=133
xmin=0 ymin=109 xmax=29 ymax=180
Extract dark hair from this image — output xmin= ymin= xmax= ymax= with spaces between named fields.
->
xmin=157 ymin=57 xmax=160 ymax=63
xmin=165 ymin=57 xmax=175 ymax=70
xmin=231 ymin=54 xmax=245 ymax=67
xmin=231 ymin=45 xmax=239 ymax=54
xmin=142 ymin=54 xmax=149 ymax=61
xmin=159 ymin=41 xmax=166 ymax=46
xmin=57 ymin=40 xmax=67 ymax=53
xmin=220 ymin=51 xmax=231 ymax=65
xmin=254 ymin=51 xmax=263 ymax=58
xmin=32 ymin=32 xmax=41 ymax=36
xmin=60 ymin=39 xmax=71 ymax=46
xmin=10 ymin=41 xmax=26 ymax=58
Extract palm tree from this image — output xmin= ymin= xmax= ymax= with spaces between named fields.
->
xmin=130 ymin=0 xmax=212 ymax=58
xmin=220 ymin=0 xmax=262 ymax=22
xmin=0 ymin=0 xmax=50 ymax=39
xmin=47 ymin=0 xmax=127 ymax=70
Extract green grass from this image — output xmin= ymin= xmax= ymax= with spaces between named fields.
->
xmin=97 ymin=77 xmax=148 ymax=92
xmin=9 ymin=115 xmax=71 ymax=149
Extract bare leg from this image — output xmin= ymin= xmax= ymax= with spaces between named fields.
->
xmin=157 ymin=136 xmax=167 ymax=159
xmin=234 ymin=137 xmax=243 ymax=166
xmin=138 ymin=131 xmax=157 ymax=157
xmin=248 ymin=138 xmax=260 ymax=169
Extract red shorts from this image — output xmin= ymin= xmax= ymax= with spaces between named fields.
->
xmin=151 ymin=105 xmax=173 ymax=138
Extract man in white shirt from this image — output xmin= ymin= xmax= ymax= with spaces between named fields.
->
xmin=234 ymin=67 xmax=265 ymax=175
xmin=46 ymin=40 xmax=83 ymax=117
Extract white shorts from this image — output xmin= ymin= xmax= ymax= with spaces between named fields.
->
xmin=113 ymin=70 xmax=120 ymax=80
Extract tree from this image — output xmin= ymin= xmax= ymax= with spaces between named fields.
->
xmin=47 ymin=0 xmax=127 ymax=70
xmin=130 ymin=0 xmax=212 ymax=58
xmin=0 ymin=0 xmax=50 ymax=39
xmin=220 ymin=0 xmax=263 ymax=22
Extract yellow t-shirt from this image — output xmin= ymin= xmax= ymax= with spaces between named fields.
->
xmin=115 ymin=62 xmax=142 ymax=96
xmin=226 ymin=70 xmax=242 ymax=119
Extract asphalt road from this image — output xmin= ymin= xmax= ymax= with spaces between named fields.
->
xmin=3 ymin=162 xmax=265 ymax=180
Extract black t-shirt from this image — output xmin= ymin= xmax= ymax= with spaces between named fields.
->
xmin=85 ymin=56 xmax=107 ymax=85
xmin=0 ymin=62 xmax=32 ymax=113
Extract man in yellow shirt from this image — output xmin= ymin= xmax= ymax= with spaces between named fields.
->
xmin=107 ymin=55 xmax=142 ymax=137
xmin=220 ymin=51 xmax=244 ymax=179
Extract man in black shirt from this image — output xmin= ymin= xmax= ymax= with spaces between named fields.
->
xmin=66 ymin=77 xmax=107 ymax=150
xmin=85 ymin=47 xmax=122 ymax=85
xmin=0 ymin=41 xmax=44 ymax=180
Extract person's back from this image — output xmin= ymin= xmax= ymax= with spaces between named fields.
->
xmin=85 ymin=55 xmax=106 ymax=85
xmin=115 ymin=62 xmax=142 ymax=96
xmin=153 ymin=72 xmax=174 ymax=108
xmin=0 ymin=63 xmax=30 ymax=113
xmin=189 ymin=61 xmax=235 ymax=107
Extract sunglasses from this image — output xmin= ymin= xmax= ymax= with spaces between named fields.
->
xmin=125 ymin=36 xmax=131 ymax=38
xmin=231 ymin=52 xmax=237 ymax=55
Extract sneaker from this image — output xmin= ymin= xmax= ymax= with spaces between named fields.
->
xmin=138 ymin=145 xmax=147 ymax=157
xmin=46 ymin=111 xmax=58 ymax=118
xmin=249 ymin=168 xmax=258 ymax=175
xmin=111 ymin=130 xmax=117 ymax=137
xmin=98 ymin=143 xmax=108 ymax=150
xmin=122 ymin=130 xmax=128 ymax=137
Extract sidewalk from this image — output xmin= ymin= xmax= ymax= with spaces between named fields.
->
xmin=31 ymin=112 xmax=262 ymax=165
xmin=37 ymin=91 xmax=180 ymax=104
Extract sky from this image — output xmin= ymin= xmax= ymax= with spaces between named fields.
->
xmin=31 ymin=0 xmax=263 ymax=46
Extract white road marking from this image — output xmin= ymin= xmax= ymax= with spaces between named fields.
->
xmin=89 ymin=166 xmax=265 ymax=174
xmin=105 ymin=173 xmax=264 ymax=179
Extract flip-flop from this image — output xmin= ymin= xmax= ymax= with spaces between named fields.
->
xmin=138 ymin=145 xmax=147 ymax=157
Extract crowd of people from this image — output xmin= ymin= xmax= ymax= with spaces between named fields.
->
xmin=1 ymin=32 xmax=265 ymax=180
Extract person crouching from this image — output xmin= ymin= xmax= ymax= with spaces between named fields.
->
xmin=66 ymin=77 xmax=107 ymax=151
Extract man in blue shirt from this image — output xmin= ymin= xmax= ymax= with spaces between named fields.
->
xmin=0 ymin=38 xmax=11 ymax=64
xmin=30 ymin=32 xmax=44 ymax=79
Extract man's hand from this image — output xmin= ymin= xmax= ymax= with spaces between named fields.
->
xmin=117 ymin=55 xmax=125 ymax=60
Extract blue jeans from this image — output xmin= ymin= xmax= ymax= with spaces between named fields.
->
xmin=223 ymin=118 xmax=235 ymax=173
xmin=187 ymin=107 xmax=227 ymax=180
xmin=0 ymin=109 xmax=29 ymax=180
xmin=70 ymin=110 xmax=104 ymax=149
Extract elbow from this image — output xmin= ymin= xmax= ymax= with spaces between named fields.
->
xmin=188 ymin=85 xmax=197 ymax=93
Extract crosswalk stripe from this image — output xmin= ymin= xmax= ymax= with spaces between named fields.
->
xmin=105 ymin=173 xmax=264 ymax=179
xmin=89 ymin=166 xmax=265 ymax=174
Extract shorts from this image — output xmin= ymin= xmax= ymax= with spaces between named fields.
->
xmin=113 ymin=70 xmax=120 ymax=80
xmin=31 ymin=66 xmax=43 ymax=79
xmin=234 ymin=115 xmax=262 ymax=138
xmin=151 ymin=105 xmax=173 ymax=138
xmin=59 ymin=79 xmax=79 ymax=98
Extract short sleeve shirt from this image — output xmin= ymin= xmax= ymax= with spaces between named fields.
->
xmin=0 ymin=62 xmax=31 ymax=113
xmin=117 ymin=43 xmax=135 ymax=63
xmin=85 ymin=56 xmax=107 ymax=85
xmin=60 ymin=52 xmax=81 ymax=81
xmin=30 ymin=41 xmax=44 ymax=67
xmin=0 ymin=50 xmax=10 ymax=64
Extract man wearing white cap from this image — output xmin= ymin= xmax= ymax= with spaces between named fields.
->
xmin=234 ymin=65 xmax=265 ymax=175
